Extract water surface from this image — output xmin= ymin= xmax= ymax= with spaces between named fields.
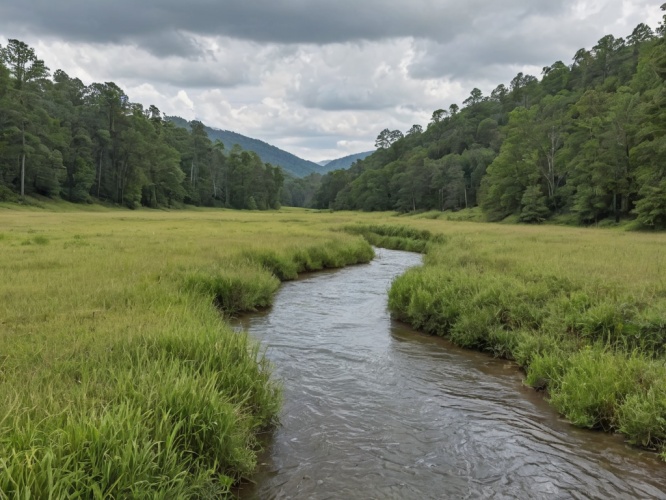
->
xmin=236 ymin=248 xmax=665 ymax=499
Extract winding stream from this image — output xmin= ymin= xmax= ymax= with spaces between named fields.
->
xmin=236 ymin=248 xmax=666 ymax=499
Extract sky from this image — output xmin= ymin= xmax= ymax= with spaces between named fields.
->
xmin=0 ymin=1 xmax=663 ymax=162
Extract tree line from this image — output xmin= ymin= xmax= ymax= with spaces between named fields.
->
xmin=314 ymin=14 xmax=666 ymax=228
xmin=0 ymin=40 xmax=283 ymax=209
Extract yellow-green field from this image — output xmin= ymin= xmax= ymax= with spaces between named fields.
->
xmin=1 ymin=206 xmax=665 ymax=497
xmin=0 ymin=207 xmax=375 ymax=497
xmin=382 ymin=216 xmax=666 ymax=458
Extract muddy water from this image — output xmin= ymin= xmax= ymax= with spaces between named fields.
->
xmin=236 ymin=248 xmax=666 ymax=499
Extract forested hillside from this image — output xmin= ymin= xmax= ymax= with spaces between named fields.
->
xmin=319 ymin=151 xmax=374 ymax=172
xmin=167 ymin=116 xmax=324 ymax=178
xmin=314 ymin=17 xmax=666 ymax=228
xmin=0 ymin=40 xmax=283 ymax=209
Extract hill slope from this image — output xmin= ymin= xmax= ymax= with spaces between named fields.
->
xmin=319 ymin=151 xmax=374 ymax=173
xmin=167 ymin=116 xmax=323 ymax=177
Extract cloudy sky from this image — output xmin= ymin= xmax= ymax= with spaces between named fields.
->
xmin=0 ymin=1 xmax=662 ymax=162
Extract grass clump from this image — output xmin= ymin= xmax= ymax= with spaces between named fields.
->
xmin=619 ymin=385 xmax=666 ymax=450
xmin=544 ymin=348 xmax=666 ymax=442
xmin=344 ymin=223 xmax=445 ymax=253
xmin=382 ymin=216 xmax=666 ymax=457
xmin=184 ymin=266 xmax=280 ymax=315
xmin=241 ymin=237 xmax=374 ymax=281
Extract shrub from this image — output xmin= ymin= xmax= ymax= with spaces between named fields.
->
xmin=548 ymin=348 xmax=637 ymax=431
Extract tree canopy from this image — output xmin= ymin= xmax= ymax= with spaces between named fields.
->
xmin=313 ymin=14 xmax=666 ymax=228
xmin=0 ymin=40 xmax=283 ymax=209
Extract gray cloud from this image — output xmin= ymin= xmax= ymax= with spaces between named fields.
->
xmin=1 ymin=1 xmax=574 ymax=56
xmin=407 ymin=0 xmax=649 ymax=81
xmin=137 ymin=32 xmax=206 ymax=60
xmin=0 ymin=1 xmax=662 ymax=161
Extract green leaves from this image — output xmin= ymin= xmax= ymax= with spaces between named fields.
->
xmin=0 ymin=39 xmax=49 ymax=89
xmin=0 ymin=39 xmax=285 ymax=209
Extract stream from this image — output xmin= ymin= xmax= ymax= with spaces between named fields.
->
xmin=235 ymin=248 xmax=666 ymax=499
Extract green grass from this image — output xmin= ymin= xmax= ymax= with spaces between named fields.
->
xmin=404 ymin=207 xmax=486 ymax=222
xmin=0 ymin=207 xmax=374 ymax=497
xmin=383 ymin=219 xmax=666 ymax=458
xmin=343 ymin=223 xmax=444 ymax=253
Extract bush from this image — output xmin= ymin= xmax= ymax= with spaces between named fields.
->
xmin=0 ymin=184 xmax=19 ymax=202
xmin=183 ymin=267 xmax=280 ymax=315
xmin=618 ymin=387 xmax=666 ymax=449
xmin=548 ymin=348 xmax=638 ymax=431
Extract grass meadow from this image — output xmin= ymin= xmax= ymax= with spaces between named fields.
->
xmin=0 ymin=206 xmax=374 ymax=497
xmin=1 ymin=204 xmax=665 ymax=496
xmin=383 ymin=215 xmax=666 ymax=459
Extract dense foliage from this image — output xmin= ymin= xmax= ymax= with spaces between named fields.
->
xmin=0 ymin=40 xmax=283 ymax=209
xmin=315 ymin=16 xmax=666 ymax=228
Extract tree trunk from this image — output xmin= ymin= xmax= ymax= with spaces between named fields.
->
xmin=97 ymin=151 xmax=103 ymax=198
xmin=545 ymin=126 xmax=558 ymax=199
xmin=20 ymin=123 xmax=26 ymax=200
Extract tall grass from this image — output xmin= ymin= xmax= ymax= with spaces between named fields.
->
xmin=0 ymin=207 xmax=374 ymax=496
xmin=383 ymin=219 xmax=666 ymax=459
xmin=343 ymin=223 xmax=445 ymax=253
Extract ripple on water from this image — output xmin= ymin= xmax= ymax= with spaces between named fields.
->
xmin=236 ymin=248 xmax=666 ymax=500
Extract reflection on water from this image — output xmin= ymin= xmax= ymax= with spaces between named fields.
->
xmin=236 ymin=248 xmax=665 ymax=499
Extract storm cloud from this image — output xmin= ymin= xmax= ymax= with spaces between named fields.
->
xmin=0 ymin=0 xmax=662 ymax=161
xmin=1 ymin=1 xmax=573 ymax=51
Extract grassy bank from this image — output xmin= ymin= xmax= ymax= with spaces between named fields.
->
xmin=383 ymin=220 xmax=666 ymax=459
xmin=342 ymin=223 xmax=445 ymax=253
xmin=0 ymin=207 xmax=373 ymax=497
xmin=2 ymin=204 xmax=665 ymax=496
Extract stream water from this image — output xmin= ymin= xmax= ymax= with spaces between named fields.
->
xmin=235 ymin=248 xmax=666 ymax=499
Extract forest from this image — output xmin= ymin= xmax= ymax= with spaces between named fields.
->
xmin=314 ymin=18 xmax=666 ymax=228
xmin=4 ymin=17 xmax=666 ymax=227
xmin=0 ymin=40 xmax=283 ymax=210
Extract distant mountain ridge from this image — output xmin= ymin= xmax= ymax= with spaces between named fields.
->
xmin=167 ymin=116 xmax=323 ymax=178
xmin=322 ymin=151 xmax=374 ymax=171
xmin=167 ymin=116 xmax=372 ymax=178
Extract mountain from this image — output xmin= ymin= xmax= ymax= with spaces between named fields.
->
xmin=319 ymin=151 xmax=374 ymax=172
xmin=166 ymin=116 xmax=323 ymax=178
xmin=317 ymin=160 xmax=332 ymax=167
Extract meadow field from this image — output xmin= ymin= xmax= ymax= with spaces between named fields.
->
xmin=1 ymin=205 xmax=665 ymax=496
xmin=382 ymin=214 xmax=666 ymax=459
xmin=0 ymin=206 xmax=374 ymax=497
